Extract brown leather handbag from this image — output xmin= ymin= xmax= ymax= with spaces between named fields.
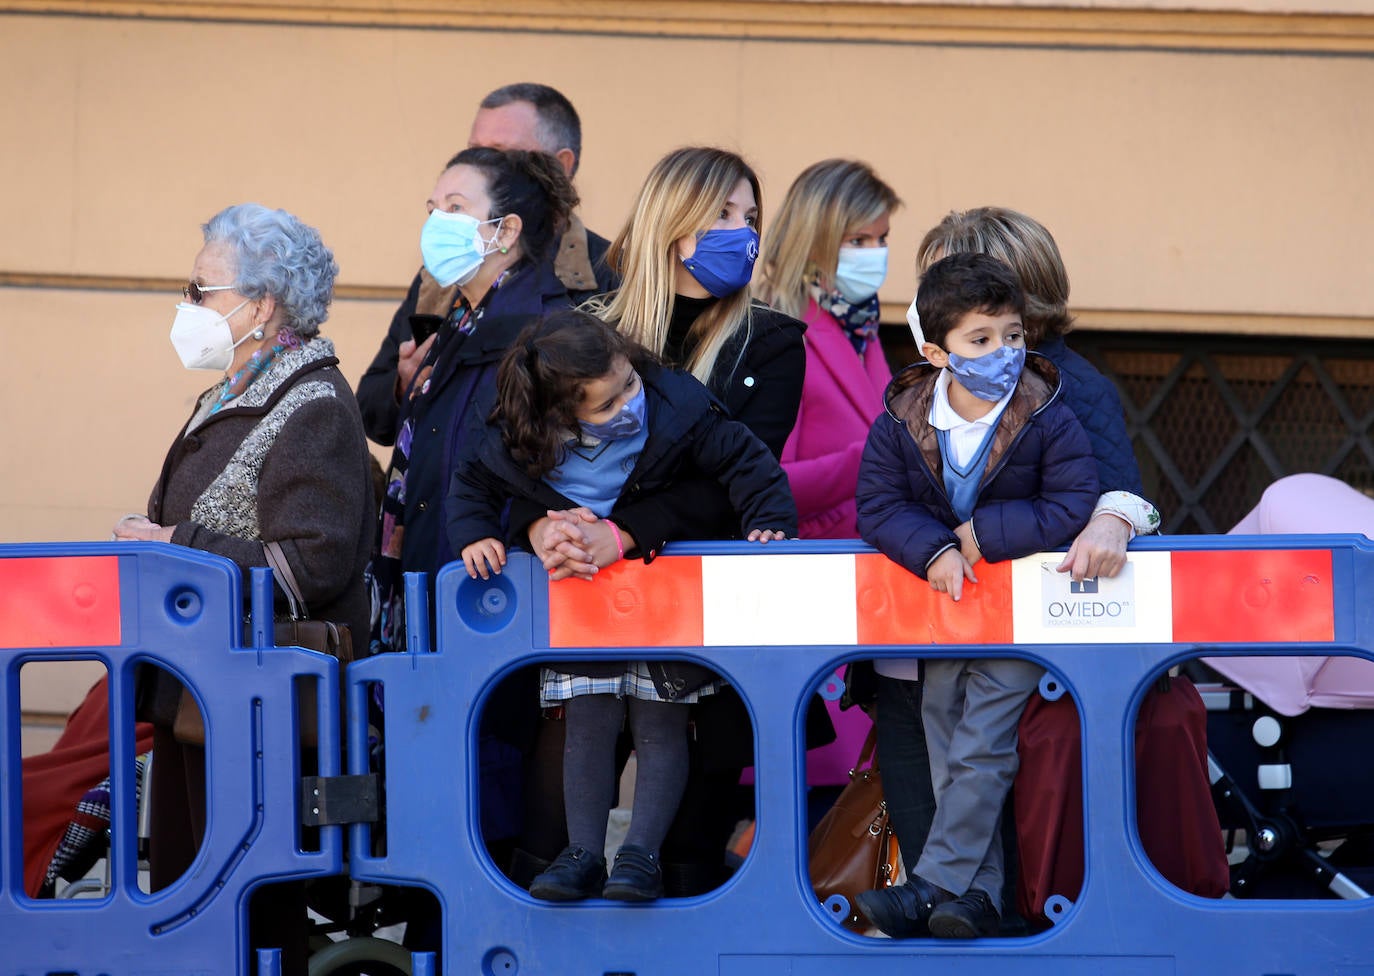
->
xmin=172 ymin=542 xmax=353 ymax=747
xmin=806 ymin=727 xmax=900 ymax=932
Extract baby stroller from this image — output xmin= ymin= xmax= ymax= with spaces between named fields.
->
xmin=1199 ymin=653 xmax=1374 ymax=900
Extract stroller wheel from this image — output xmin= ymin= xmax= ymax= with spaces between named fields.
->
xmin=307 ymin=936 xmax=413 ymax=976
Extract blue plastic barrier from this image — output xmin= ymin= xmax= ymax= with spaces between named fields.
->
xmin=6 ymin=536 xmax=1374 ymax=973
xmin=352 ymin=536 xmax=1374 ymax=976
xmin=0 ymin=542 xmax=343 ymax=975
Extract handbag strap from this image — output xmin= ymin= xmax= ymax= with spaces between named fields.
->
xmin=853 ymin=724 xmax=880 ymax=775
xmin=263 ymin=540 xmax=309 ymax=620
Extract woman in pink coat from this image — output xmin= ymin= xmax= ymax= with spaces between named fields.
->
xmin=760 ymin=159 xmax=901 ymax=539
xmin=758 ymin=159 xmax=900 ymax=800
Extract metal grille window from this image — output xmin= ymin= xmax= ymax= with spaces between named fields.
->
xmin=1071 ymin=334 xmax=1374 ymax=533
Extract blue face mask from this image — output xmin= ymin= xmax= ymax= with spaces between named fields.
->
xmin=946 ymin=345 xmax=1026 ymax=402
xmin=419 ymin=210 xmax=503 ymax=287
xmin=579 ymin=383 xmax=647 ymax=443
xmin=681 ymin=226 xmax=759 ymax=298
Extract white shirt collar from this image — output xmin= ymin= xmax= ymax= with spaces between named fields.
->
xmin=928 ymin=368 xmax=1013 ymax=432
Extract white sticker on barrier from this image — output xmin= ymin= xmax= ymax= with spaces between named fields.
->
xmin=701 ymin=553 xmax=858 ymax=646
xmin=1010 ymin=551 xmax=1174 ymax=644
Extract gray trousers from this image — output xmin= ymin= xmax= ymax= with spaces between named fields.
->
xmin=915 ymin=657 xmax=1043 ymax=899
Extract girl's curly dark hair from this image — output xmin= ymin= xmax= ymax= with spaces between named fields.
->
xmin=494 ymin=310 xmax=656 ymax=479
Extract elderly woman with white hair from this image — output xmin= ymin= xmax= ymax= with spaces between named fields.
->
xmin=114 ymin=203 xmax=374 ymax=903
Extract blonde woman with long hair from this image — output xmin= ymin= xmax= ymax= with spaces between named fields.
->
xmin=516 ymin=146 xmax=805 ymax=577
xmin=758 ymin=158 xmax=901 ymax=539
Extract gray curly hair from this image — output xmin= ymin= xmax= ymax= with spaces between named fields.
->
xmin=203 ymin=203 xmax=338 ymax=339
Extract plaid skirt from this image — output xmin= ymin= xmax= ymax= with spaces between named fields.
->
xmin=540 ymin=662 xmax=721 ymax=707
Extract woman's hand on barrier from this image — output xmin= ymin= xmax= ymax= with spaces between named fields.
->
xmin=461 ymin=537 xmax=507 ymax=580
xmin=1056 ymin=512 xmax=1131 ymax=581
xmin=927 ymin=548 xmax=977 ymax=602
xmin=746 ymin=528 xmax=788 ymax=544
xmin=112 ymin=514 xmax=175 ymax=543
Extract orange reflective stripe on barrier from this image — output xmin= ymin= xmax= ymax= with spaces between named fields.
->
xmin=549 ymin=556 xmax=704 ymax=647
xmin=549 ymin=549 xmax=1336 ymax=649
xmin=1172 ymin=548 xmax=1335 ymax=643
xmin=0 ymin=555 xmax=121 ymax=648
xmin=856 ymin=552 xmax=1014 ymax=645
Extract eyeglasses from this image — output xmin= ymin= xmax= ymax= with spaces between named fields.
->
xmin=182 ymin=281 xmax=236 ymax=304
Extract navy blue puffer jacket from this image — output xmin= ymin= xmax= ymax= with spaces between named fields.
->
xmin=1036 ymin=335 xmax=1144 ymax=497
xmin=856 ymin=352 xmax=1098 ymax=577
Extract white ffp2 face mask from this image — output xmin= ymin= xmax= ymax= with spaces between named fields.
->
xmin=169 ymin=300 xmax=252 ymax=371
xmin=833 ymin=245 xmax=888 ymax=304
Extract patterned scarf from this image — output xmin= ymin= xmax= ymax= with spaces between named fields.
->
xmin=810 ymin=280 xmax=881 ymax=355
xmin=209 ymin=331 xmax=300 ymax=414
xmin=370 ymin=271 xmax=508 ymax=654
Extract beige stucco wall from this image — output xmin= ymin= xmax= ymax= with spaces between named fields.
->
xmin=3 ymin=5 xmax=1372 ymax=729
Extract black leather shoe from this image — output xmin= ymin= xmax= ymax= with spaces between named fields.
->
xmin=528 ymin=845 xmax=607 ymax=901
xmin=602 ymin=844 xmax=664 ymax=902
xmin=854 ymin=875 xmax=953 ymax=938
xmin=929 ymin=889 xmax=1000 ymax=939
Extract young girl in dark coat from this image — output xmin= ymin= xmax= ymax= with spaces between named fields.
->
xmin=447 ymin=309 xmax=796 ymax=902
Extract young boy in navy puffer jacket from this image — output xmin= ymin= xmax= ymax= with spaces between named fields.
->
xmin=853 ymin=253 xmax=1097 ymax=939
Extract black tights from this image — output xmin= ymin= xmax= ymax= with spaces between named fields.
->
xmin=564 ymin=694 xmax=689 ymax=855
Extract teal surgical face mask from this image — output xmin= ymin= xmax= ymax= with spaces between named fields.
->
xmin=420 ymin=210 xmax=504 ymax=287
xmin=833 ymin=245 xmax=888 ymax=303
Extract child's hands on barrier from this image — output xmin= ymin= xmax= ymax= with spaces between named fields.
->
xmin=461 ymin=537 xmax=507 ymax=580
xmin=532 ymin=509 xmax=641 ymax=581
xmin=746 ymin=529 xmax=788 ymax=544
xmin=954 ymin=520 xmax=982 ymax=567
xmin=927 ymin=547 xmax=978 ymax=602
xmin=530 ymin=509 xmax=599 ymax=580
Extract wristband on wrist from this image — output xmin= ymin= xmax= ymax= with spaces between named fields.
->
xmin=607 ymin=520 xmax=625 ymax=560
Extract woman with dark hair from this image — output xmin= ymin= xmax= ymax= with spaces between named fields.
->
xmin=370 ymin=147 xmax=579 ymax=655
xmin=365 ymin=151 xmax=579 ymax=929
